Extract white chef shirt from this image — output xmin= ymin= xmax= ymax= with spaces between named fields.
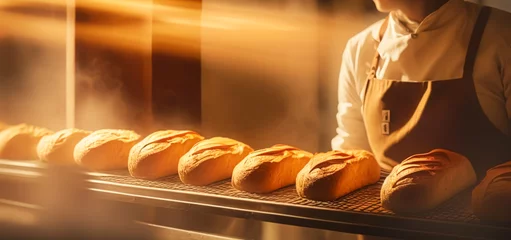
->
xmin=332 ymin=0 xmax=511 ymax=152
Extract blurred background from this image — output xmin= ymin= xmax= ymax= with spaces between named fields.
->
xmin=1 ymin=0 xmax=510 ymax=239
xmin=0 ymin=0 xmax=380 ymax=155
xmin=0 ymin=0 xmax=509 ymax=153
xmin=1 ymin=0 xmax=507 ymax=153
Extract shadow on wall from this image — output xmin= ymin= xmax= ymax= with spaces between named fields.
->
xmin=0 ymin=38 xmax=26 ymax=104
xmin=0 ymin=37 xmax=66 ymax=131
xmin=0 ymin=1 xmax=66 ymax=130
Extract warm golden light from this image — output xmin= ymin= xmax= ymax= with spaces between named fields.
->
xmin=0 ymin=0 xmax=323 ymax=56
xmin=66 ymin=0 xmax=75 ymax=129
xmin=0 ymin=0 xmax=375 ymax=147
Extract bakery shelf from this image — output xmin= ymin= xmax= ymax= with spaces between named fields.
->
xmin=0 ymin=159 xmax=509 ymax=239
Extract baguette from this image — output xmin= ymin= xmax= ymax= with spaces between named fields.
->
xmin=296 ymin=150 xmax=380 ymax=201
xmin=232 ymin=144 xmax=312 ymax=193
xmin=472 ymin=161 xmax=511 ymax=223
xmin=381 ymin=149 xmax=476 ymax=214
xmin=178 ymin=137 xmax=253 ymax=185
xmin=129 ymin=130 xmax=204 ymax=180
xmin=0 ymin=124 xmax=53 ymax=160
xmin=37 ymin=128 xmax=91 ymax=164
xmin=74 ymin=129 xmax=141 ymax=171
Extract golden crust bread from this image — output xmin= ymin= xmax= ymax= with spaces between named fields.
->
xmin=296 ymin=150 xmax=380 ymax=201
xmin=0 ymin=124 xmax=53 ymax=160
xmin=472 ymin=161 xmax=511 ymax=223
xmin=128 ymin=130 xmax=204 ymax=180
xmin=381 ymin=149 xmax=476 ymax=214
xmin=178 ymin=137 xmax=254 ymax=185
xmin=37 ymin=128 xmax=92 ymax=164
xmin=74 ymin=129 xmax=141 ymax=171
xmin=231 ymin=144 xmax=313 ymax=193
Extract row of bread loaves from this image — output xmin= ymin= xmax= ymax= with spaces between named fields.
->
xmin=126 ymin=129 xmax=511 ymax=225
xmin=0 ymin=123 xmax=384 ymax=200
xmin=0 ymin=123 xmax=480 ymax=207
xmin=0 ymin=123 xmax=383 ymax=200
xmin=0 ymin=123 xmax=482 ymax=219
xmin=1 ymin=122 xmax=510 ymax=223
xmin=0 ymin=124 xmax=139 ymax=168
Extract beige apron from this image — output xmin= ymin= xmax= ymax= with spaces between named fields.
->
xmin=363 ymin=6 xmax=511 ymax=179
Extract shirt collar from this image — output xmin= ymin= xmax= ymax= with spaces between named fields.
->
xmin=371 ymin=0 xmax=467 ymax=42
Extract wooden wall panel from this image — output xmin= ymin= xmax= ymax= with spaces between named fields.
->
xmin=0 ymin=1 xmax=67 ymax=130
xmin=151 ymin=0 xmax=202 ymax=132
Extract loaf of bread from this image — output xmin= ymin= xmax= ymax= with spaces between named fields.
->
xmin=0 ymin=124 xmax=53 ymax=160
xmin=296 ymin=150 xmax=380 ymax=201
xmin=178 ymin=137 xmax=253 ymax=185
xmin=37 ymin=128 xmax=92 ymax=164
xmin=381 ymin=149 xmax=476 ymax=214
xmin=472 ymin=161 xmax=511 ymax=223
xmin=232 ymin=144 xmax=313 ymax=193
xmin=128 ymin=130 xmax=204 ymax=180
xmin=74 ymin=129 xmax=141 ymax=171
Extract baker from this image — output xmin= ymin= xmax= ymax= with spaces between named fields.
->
xmin=333 ymin=0 xmax=511 ymax=180
xmin=333 ymin=0 xmax=511 ymax=238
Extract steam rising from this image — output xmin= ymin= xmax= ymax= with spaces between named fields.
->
xmin=0 ymin=0 xmax=379 ymax=152
xmin=75 ymin=57 xmax=129 ymax=131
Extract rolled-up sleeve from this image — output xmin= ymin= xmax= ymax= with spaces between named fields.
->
xmin=331 ymin=40 xmax=371 ymax=152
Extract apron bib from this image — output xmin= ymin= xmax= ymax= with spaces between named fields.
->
xmin=363 ymin=7 xmax=511 ymax=179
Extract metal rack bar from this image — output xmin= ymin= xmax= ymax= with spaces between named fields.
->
xmin=0 ymin=160 xmax=509 ymax=239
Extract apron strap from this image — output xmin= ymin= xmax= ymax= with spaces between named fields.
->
xmin=463 ymin=6 xmax=491 ymax=79
xmin=369 ymin=17 xmax=390 ymax=79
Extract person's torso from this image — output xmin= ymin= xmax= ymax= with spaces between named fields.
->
xmin=358 ymin=2 xmax=511 ymax=178
xmin=348 ymin=0 xmax=511 ymax=136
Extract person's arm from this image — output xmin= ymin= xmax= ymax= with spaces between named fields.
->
xmin=331 ymin=40 xmax=372 ymax=152
xmin=503 ymin=41 xmax=511 ymax=133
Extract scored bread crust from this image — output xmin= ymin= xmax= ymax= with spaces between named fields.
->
xmin=231 ymin=144 xmax=313 ymax=193
xmin=37 ymin=128 xmax=92 ymax=164
xmin=74 ymin=129 xmax=141 ymax=171
xmin=0 ymin=124 xmax=53 ymax=160
xmin=178 ymin=137 xmax=254 ymax=186
xmin=128 ymin=130 xmax=204 ymax=180
xmin=296 ymin=150 xmax=380 ymax=201
xmin=472 ymin=161 xmax=511 ymax=223
xmin=381 ymin=149 xmax=476 ymax=214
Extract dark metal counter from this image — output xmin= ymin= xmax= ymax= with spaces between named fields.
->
xmin=0 ymin=159 xmax=509 ymax=239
